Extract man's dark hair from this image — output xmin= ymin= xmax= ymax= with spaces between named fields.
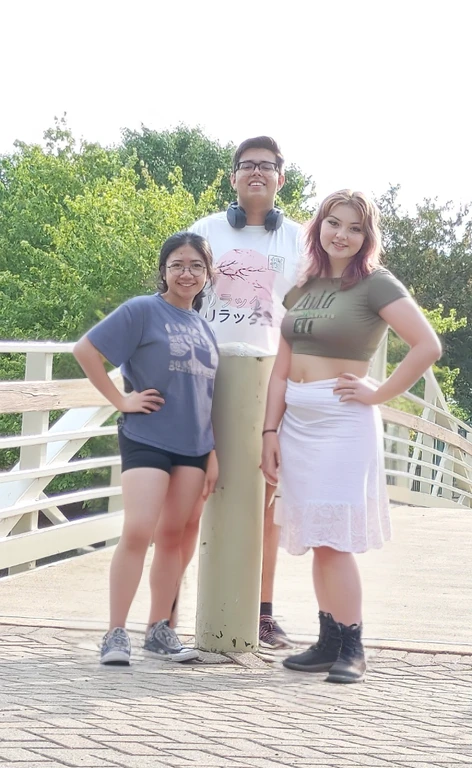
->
xmin=232 ymin=136 xmax=285 ymax=173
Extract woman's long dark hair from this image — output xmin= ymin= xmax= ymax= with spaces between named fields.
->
xmin=158 ymin=231 xmax=215 ymax=312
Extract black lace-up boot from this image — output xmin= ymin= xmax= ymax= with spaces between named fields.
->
xmin=282 ymin=611 xmax=342 ymax=672
xmin=325 ymin=622 xmax=366 ymax=683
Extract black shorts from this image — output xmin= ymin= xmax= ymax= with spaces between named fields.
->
xmin=118 ymin=431 xmax=210 ymax=475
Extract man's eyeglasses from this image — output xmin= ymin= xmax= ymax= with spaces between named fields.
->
xmin=235 ymin=160 xmax=279 ymax=174
xmin=166 ymin=263 xmax=206 ymax=276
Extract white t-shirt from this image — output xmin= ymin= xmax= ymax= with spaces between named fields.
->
xmin=191 ymin=212 xmax=304 ymax=355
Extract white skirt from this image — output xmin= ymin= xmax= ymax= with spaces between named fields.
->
xmin=275 ymin=379 xmax=391 ymax=555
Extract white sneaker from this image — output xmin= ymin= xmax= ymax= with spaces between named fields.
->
xmin=144 ymin=620 xmax=199 ymax=662
xmin=100 ymin=627 xmax=131 ymax=665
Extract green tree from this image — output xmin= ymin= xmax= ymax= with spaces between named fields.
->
xmin=121 ymin=123 xmax=315 ymax=220
xmin=378 ymin=186 xmax=471 ymax=421
xmin=387 ymin=305 xmax=468 ymax=418
xmin=0 ymin=122 xmax=208 ymax=346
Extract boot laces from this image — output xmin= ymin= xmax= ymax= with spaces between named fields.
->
xmin=340 ymin=624 xmax=361 ymax=661
xmin=310 ymin=617 xmax=339 ymax=653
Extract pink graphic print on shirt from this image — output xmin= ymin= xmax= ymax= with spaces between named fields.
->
xmin=215 ymin=249 xmax=277 ymax=327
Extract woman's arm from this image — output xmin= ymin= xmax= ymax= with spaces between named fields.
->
xmin=335 ymin=297 xmax=442 ymax=405
xmin=261 ymin=336 xmax=292 ymax=485
xmin=73 ymin=336 xmax=163 ymax=413
xmin=263 ymin=335 xmax=292 ymax=431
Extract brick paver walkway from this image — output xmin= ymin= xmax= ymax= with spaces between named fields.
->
xmin=0 ymin=623 xmax=471 ymax=767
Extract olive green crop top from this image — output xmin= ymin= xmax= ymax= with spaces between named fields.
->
xmin=281 ymin=268 xmax=410 ymax=362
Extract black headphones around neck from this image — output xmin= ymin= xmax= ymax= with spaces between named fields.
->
xmin=226 ymin=201 xmax=284 ymax=231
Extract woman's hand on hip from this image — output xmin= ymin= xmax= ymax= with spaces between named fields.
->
xmin=260 ymin=433 xmax=281 ymax=486
xmin=333 ymin=374 xmax=379 ymax=405
xmin=121 ymin=389 xmax=165 ymax=414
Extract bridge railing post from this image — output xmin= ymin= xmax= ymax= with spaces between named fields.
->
xmin=8 ymin=351 xmax=53 ymax=575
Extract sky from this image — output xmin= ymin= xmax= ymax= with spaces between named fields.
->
xmin=2 ymin=0 xmax=471 ymax=213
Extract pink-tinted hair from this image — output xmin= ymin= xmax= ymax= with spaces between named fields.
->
xmin=302 ymin=190 xmax=383 ymax=289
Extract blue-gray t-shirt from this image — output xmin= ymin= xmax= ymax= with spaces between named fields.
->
xmin=87 ymin=294 xmax=219 ymax=456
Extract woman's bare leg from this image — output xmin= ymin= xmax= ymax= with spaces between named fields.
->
xmin=109 ymin=467 xmax=169 ymax=629
xmin=312 ymin=549 xmax=330 ymax=613
xmin=312 ymin=546 xmax=362 ymax=625
xmin=148 ymin=466 xmax=206 ymax=627
xmin=179 ymin=494 xmax=205 ymax=575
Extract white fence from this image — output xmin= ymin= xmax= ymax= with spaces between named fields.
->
xmin=1 ymin=342 xmax=471 ymax=575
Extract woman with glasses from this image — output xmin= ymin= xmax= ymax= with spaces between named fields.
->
xmin=74 ymin=231 xmax=219 ymax=665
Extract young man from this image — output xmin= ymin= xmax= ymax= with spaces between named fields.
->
xmin=191 ymin=136 xmax=304 ymax=647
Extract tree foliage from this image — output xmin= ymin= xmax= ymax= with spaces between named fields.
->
xmin=377 ymin=186 xmax=471 ymax=419
xmin=121 ymin=123 xmax=315 ymax=220
xmin=0 ymin=123 xmax=208 ymax=346
xmin=387 ymin=305 xmax=467 ymax=418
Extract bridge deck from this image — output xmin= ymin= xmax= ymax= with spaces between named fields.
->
xmin=1 ymin=506 xmax=470 ymax=653
xmin=1 ymin=506 xmax=471 ymax=767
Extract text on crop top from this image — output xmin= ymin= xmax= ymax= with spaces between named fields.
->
xmin=280 ymin=269 xmax=410 ymax=361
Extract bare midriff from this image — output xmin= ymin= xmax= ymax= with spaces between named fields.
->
xmin=288 ymin=353 xmax=370 ymax=383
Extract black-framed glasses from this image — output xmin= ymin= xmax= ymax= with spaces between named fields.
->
xmin=235 ymin=160 xmax=279 ymax=174
xmin=166 ymin=263 xmax=206 ymax=276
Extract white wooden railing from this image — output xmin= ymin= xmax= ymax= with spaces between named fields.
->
xmin=383 ymin=369 xmax=472 ymax=508
xmin=0 ymin=342 xmax=123 ymax=575
xmin=1 ymin=342 xmax=471 ymax=575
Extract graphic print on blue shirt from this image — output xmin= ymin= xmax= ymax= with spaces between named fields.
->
xmin=166 ymin=321 xmax=218 ymax=378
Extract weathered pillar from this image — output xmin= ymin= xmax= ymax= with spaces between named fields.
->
xmin=195 ymin=347 xmax=274 ymax=652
